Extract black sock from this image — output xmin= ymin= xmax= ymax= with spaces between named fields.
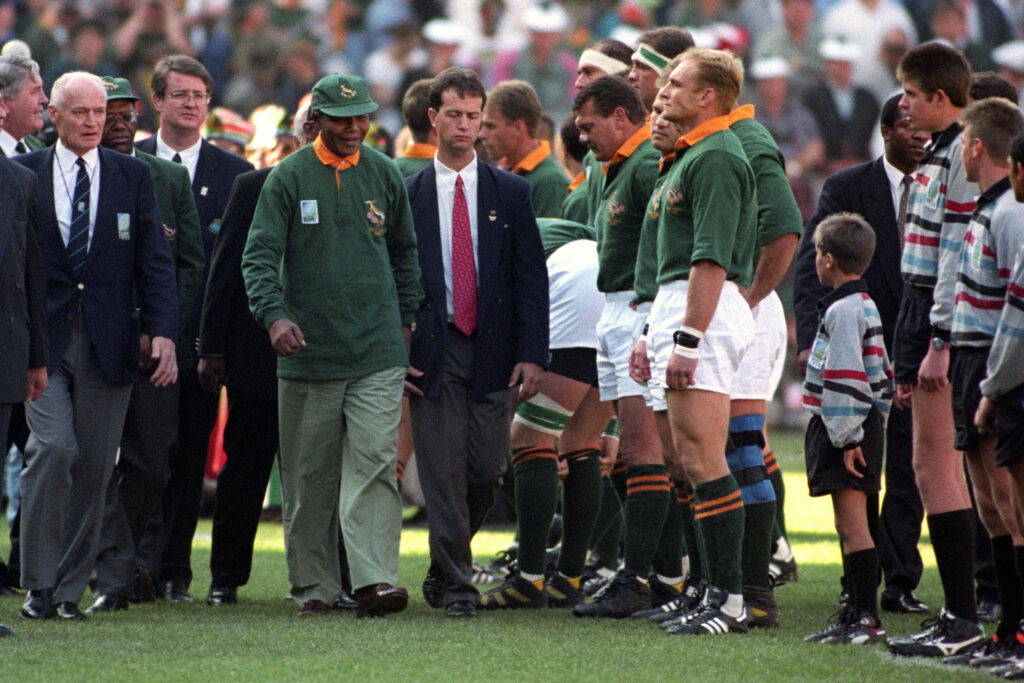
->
xmin=991 ymin=535 xmax=1023 ymax=639
xmin=679 ymin=486 xmax=703 ymax=582
xmin=927 ymin=509 xmax=978 ymax=622
xmin=844 ymin=547 xmax=880 ymax=620
xmin=589 ymin=476 xmax=623 ymax=569
xmin=764 ymin=449 xmax=788 ymax=541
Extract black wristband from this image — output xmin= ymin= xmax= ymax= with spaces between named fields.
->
xmin=672 ymin=329 xmax=700 ymax=349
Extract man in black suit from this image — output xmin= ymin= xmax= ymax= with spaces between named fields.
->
xmin=15 ymin=71 xmax=177 ymax=621
xmin=794 ymin=94 xmax=931 ymax=613
xmin=0 ymin=54 xmax=48 ymax=157
xmin=0 ymin=81 xmax=48 ymax=636
xmin=405 ymin=67 xmax=549 ymax=618
xmin=135 ymin=54 xmax=253 ymax=602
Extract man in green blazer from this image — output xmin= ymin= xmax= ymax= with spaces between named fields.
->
xmin=88 ymin=76 xmax=205 ymax=612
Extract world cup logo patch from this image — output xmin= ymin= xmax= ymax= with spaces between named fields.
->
xmin=365 ymin=200 xmax=386 ymax=236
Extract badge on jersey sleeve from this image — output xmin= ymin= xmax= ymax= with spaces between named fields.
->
xmin=924 ymin=177 xmax=942 ymax=211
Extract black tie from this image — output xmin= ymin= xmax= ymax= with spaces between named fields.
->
xmin=68 ymin=158 xmax=91 ymax=274
xmin=172 ymin=152 xmax=182 ymax=164
xmin=14 ymin=141 xmax=27 ymax=155
xmin=897 ymin=174 xmax=912 ymax=252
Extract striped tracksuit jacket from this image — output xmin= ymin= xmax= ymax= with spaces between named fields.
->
xmin=980 ymin=237 xmax=1024 ymax=401
xmin=952 ymin=178 xmax=1024 ymax=351
xmin=901 ymin=122 xmax=977 ymax=338
xmin=803 ymin=279 xmax=894 ymax=449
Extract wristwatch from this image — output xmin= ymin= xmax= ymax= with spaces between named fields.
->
xmin=930 ymin=337 xmax=949 ymax=351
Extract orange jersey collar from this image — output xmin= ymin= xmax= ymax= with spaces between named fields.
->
xmin=604 ymin=125 xmax=651 ymax=175
xmin=508 ymin=139 xmax=552 ymax=175
xmin=314 ymin=134 xmax=361 ymax=190
xmin=675 ymin=112 xmax=733 ymax=151
xmin=402 ymin=142 xmax=436 ymax=159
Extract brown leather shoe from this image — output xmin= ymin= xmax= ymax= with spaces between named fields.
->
xmin=354 ymin=583 xmax=409 ymax=618
xmin=298 ymin=599 xmax=330 ymax=616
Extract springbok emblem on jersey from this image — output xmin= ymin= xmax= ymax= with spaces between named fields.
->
xmin=607 ymin=196 xmax=626 ymax=226
xmin=365 ymin=200 xmax=386 ymax=236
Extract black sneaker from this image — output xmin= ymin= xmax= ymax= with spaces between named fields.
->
xmin=805 ymin=607 xmax=856 ymax=643
xmin=743 ymin=585 xmax=780 ymax=628
xmin=485 ymin=546 xmax=518 ymax=578
xmin=652 ymin=578 xmax=707 ymax=625
xmin=572 ymin=570 xmax=651 ymax=618
xmin=978 ymin=597 xmax=1002 ymax=624
xmin=819 ymin=613 xmax=885 ymax=645
xmin=479 ymin=571 xmax=547 ymax=610
xmin=649 ymin=575 xmax=683 ymax=607
xmin=768 ymin=554 xmax=798 ymax=585
xmin=886 ymin=607 xmax=984 ymax=657
xmin=543 ymin=572 xmax=585 ymax=608
xmin=665 ymin=585 xmax=748 ymax=635
xmin=968 ymin=631 xmax=1024 ymax=668
xmin=582 ymin=573 xmax=616 ymax=597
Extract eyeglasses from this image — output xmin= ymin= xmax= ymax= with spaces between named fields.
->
xmin=166 ymin=90 xmax=211 ymax=104
xmin=105 ymin=112 xmax=139 ymax=127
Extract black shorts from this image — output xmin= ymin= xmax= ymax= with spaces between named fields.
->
xmin=892 ymin=284 xmax=932 ymax=385
xmin=548 ymin=347 xmax=599 ymax=387
xmin=950 ymin=347 xmax=987 ymax=452
xmin=805 ymin=408 xmax=884 ymax=497
xmin=995 ymin=384 xmax=1024 ymax=467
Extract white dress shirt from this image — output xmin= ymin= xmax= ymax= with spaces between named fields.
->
xmin=0 ymin=129 xmax=21 ymax=157
xmin=52 ymin=141 xmax=101 ymax=248
xmin=883 ymin=155 xmax=910 ymax=216
xmin=434 ymin=153 xmax=480 ymax=320
xmin=154 ymin=131 xmax=202 ymax=183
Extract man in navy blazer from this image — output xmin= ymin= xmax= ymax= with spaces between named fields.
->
xmin=405 ymin=68 xmax=548 ymax=618
xmin=14 ymin=72 xmax=177 ymax=621
xmin=794 ymin=95 xmax=931 ymax=614
xmin=134 ymin=55 xmax=253 ymax=601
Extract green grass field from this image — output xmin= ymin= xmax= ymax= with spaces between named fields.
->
xmin=0 ymin=429 xmax=989 ymax=681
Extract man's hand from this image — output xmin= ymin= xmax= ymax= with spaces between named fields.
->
xmin=629 ymin=339 xmax=651 ymax=383
xmin=149 ymin=336 xmax=178 ymax=387
xmin=843 ymin=446 xmax=866 ymax=478
xmin=975 ymin=396 xmax=996 ymax=435
xmin=198 ymin=356 xmax=226 ymax=393
xmin=139 ymin=334 xmax=153 ymax=371
xmin=917 ymin=346 xmax=949 ymax=392
xmin=509 ymin=362 xmax=543 ymax=403
xmin=557 ymin=456 xmax=569 ymax=483
xmin=598 ymin=442 xmax=617 ymax=476
xmin=796 ymin=348 xmax=810 ymax=377
xmin=896 ymin=383 xmax=914 ymax=405
xmin=269 ymin=318 xmax=305 ymax=357
xmin=26 ymin=366 xmax=47 ymax=402
xmin=665 ymin=353 xmax=696 ymax=390
xmin=405 ymin=366 xmax=424 ymax=397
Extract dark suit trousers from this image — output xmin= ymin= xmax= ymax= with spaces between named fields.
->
xmin=209 ymin=392 xmax=278 ymax=587
xmin=3 ymin=404 xmax=28 ymax=587
xmin=138 ymin=373 xmax=218 ymax=586
xmin=410 ymin=327 xmax=512 ymax=606
xmin=873 ymin=402 xmax=925 ymax=593
xmin=94 ymin=377 xmax=180 ymax=595
xmin=20 ymin=318 xmax=133 ymax=603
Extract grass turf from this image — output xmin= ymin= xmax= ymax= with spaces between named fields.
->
xmin=0 ymin=429 xmax=990 ymax=681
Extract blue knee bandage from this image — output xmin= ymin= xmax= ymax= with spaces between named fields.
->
xmin=726 ymin=414 xmax=775 ymax=505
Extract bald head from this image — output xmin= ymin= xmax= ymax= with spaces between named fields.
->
xmin=49 ymin=71 xmax=107 ymax=155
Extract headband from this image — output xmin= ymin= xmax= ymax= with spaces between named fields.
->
xmin=632 ymin=43 xmax=670 ymax=72
xmin=578 ymin=49 xmax=630 ymax=76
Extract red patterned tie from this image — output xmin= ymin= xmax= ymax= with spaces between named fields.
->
xmin=452 ymin=175 xmax=477 ymax=335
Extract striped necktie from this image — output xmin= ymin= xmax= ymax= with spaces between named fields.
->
xmin=67 ymin=158 xmax=91 ymax=274
xmin=14 ymin=141 xmax=27 ymax=155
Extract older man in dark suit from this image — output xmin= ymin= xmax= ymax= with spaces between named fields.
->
xmin=794 ymin=94 xmax=930 ymax=614
xmin=135 ymin=55 xmax=253 ymax=602
xmin=88 ymin=76 xmax=204 ymax=612
xmin=406 ymin=68 xmax=548 ymax=619
xmin=0 ymin=81 xmax=48 ymax=637
xmin=14 ymin=71 xmax=177 ymax=621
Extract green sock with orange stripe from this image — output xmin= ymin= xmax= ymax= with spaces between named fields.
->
xmin=694 ymin=474 xmax=745 ymax=595
xmin=679 ymin=485 xmax=704 ymax=582
xmin=513 ymin=446 xmax=559 ymax=575
xmin=764 ymin=449 xmax=788 ymax=543
xmin=623 ymin=464 xmax=672 ymax=576
xmin=558 ymin=448 xmax=603 ymax=578
xmin=653 ymin=480 xmax=686 ymax=580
